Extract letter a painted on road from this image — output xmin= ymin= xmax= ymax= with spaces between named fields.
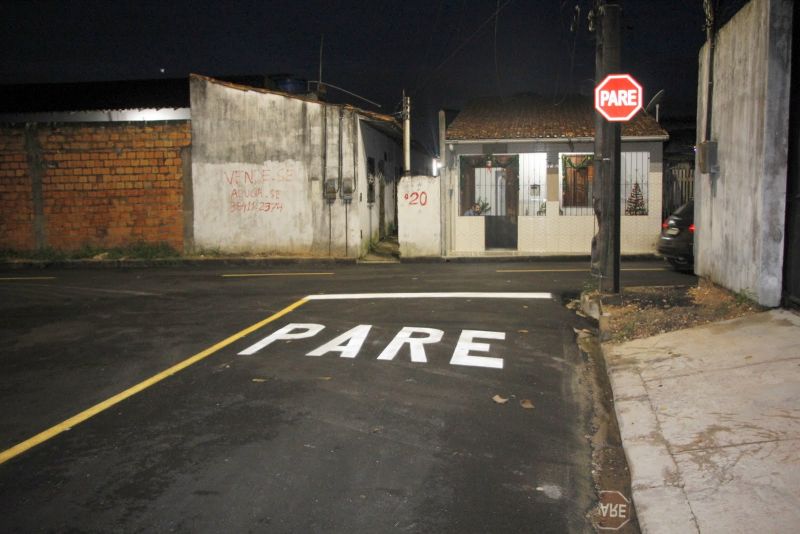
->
xmin=307 ymin=324 xmax=373 ymax=358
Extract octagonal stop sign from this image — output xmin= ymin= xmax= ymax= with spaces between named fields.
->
xmin=594 ymin=74 xmax=643 ymax=122
xmin=595 ymin=490 xmax=632 ymax=530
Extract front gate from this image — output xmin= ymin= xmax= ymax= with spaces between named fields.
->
xmin=663 ymin=163 xmax=695 ymax=218
xmin=460 ymin=155 xmax=519 ymax=250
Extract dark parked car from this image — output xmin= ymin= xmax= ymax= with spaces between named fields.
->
xmin=658 ymin=201 xmax=694 ymax=270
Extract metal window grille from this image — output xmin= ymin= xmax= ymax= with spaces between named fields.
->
xmin=518 ymin=153 xmax=547 ymax=216
xmin=474 ymin=167 xmax=507 ymax=216
xmin=560 ymin=154 xmax=594 ymax=216
xmin=663 ymin=164 xmax=694 ymax=218
xmin=621 ymin=152 xmax=650 ymax=216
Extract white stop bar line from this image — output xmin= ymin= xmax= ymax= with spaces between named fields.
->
xmin=305 ymin=292 xmax=553 ymax=300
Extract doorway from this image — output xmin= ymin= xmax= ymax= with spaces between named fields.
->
xmin=460 ymin=155 xmax=519 ymax=250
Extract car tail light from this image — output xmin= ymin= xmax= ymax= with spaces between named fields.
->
xmin=689 ymin=223 xmax=695 ymax=233
xmin=662 ymin=219 xmax=669 ymax=229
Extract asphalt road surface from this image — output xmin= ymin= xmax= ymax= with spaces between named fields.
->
xmin=0 ymin=260 xmax=694 ymax=533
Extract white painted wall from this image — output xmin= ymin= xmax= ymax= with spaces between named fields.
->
xmin=696 ymin=0 xmax=793 ymax=306
xmin=190 ymin=76 xmax=412 ymax=258
xmin=453 ymin=216 xmax=485 ymax=252
xmin=398 ymin=175 xmax=441 ymax=257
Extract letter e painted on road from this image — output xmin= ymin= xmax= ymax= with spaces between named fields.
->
xmin=377 ymin=327 xmax=444 ymax=363
xmin=238 ymin=323 xmax=325 ymax=355
xmin=307 ymin=324 xmax=373 ymax=358
xmin=450 ymin=330 xmax=505 ymax=369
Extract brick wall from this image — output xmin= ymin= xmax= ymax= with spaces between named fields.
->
xmin=0 ymin=121 xmax=190 ymax=252
xmin=0 ymin=128 xmax=34 ymax=250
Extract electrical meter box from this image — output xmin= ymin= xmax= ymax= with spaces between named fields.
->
xmin=324 ymin=178 xmax=338 ymax=201
xmin=341 ymin=177 xmax=354 ymax=202
xmin=367 ymin=175 xmax=376 ymax=204
xmin=697 ymin=141 xmax=718 ymax=174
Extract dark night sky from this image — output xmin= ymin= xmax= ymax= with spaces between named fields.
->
xmin=0 ymin=0 xmax=747 ymax=153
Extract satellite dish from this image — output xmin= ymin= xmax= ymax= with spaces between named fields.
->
xmin=645 ymin=89 xmax=665 ymax=122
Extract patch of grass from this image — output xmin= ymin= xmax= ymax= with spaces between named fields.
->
xmin=114 ymin=242 xmax=179 ymax=259
xmin=0 ymin=247 xmax=70 ymax=261
xmin=734 ymin=288 xmax=757 ymax=307
xmin=0 ymin=242 xmax=181 ymax=261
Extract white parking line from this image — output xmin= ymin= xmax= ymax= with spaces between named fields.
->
xmin=306 ymin=292 xmax=552 ymax=300
xmin=0 ymin=276 xmax=57 ymax=281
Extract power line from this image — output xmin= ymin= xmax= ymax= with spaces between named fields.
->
xmin=411 ymin=0 xmax=515 ymax=98
xmin=494 ymin=0 xmax=502 ymax=97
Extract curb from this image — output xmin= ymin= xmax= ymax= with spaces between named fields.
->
xmin=1 ymin=254 xmax=663 ymax=270
xmin=406 ymin=254 xmax=659 ymax=264
xmin=0 ymin=257 xmax=359 ymax=270
xmin=602 ymin=342 xmax=699 ymax=534
xmin=579 ymin=290 xmax=613 ymax=341
xmin=583 ymin=289 xmax=699 ymax=533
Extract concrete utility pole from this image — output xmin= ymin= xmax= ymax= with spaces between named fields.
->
xmin=402 ymin=92 xmax=411 ymax=176
xmin=702 ymin=0 xmax=716 ymax=143
xmin=591 ymin=1 xmax=622 ymax=293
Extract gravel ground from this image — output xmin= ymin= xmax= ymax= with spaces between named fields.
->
xmin=601 ymin=279 xmax=765 ymax=344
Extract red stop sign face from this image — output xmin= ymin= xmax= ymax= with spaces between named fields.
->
xmin=595 ymin=490 xmax=632 ymax=530
xmin=594 ymin=74 xmax=643 ymax=122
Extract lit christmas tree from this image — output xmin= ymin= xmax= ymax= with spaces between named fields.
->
xmin=625 ymin=182 xmax=647 ymax=215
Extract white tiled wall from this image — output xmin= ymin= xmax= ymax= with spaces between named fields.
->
xmin=450 ymin=172 xmax=662 ymax=256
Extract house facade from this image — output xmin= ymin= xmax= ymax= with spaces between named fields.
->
xmin=439 ymin=95 xmax=668 ymax=256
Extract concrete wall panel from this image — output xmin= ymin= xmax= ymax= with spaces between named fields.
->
xmin=191 ymin=76 xmax=406 ymax=257
xmin=696 ymin=0 xmax=792 ymax=306
xmin=398 ymin=175 xmax=440 ymax=257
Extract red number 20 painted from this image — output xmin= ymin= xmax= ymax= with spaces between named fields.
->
xmin=404 ymin=191 xmax=428 ymax=206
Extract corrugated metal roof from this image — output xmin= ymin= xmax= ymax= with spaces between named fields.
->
xmin=0 ymin=79 xmax=191 ymax=113
xmin=446 ymin=94 xmax=668 ymax=141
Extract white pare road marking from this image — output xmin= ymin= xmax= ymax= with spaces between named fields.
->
xmin=239 ymin=323 xmax=507 ymax=369
xmin=306 ymin=292 xmax=552 ymax=300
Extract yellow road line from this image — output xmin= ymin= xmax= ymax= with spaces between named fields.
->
xmin=222 ymin=272 xmax=335 ymax=278
xmin=0 ymin=277 xmax=56 ymax=281
xmin=0 ymin=297 xmax=308 ymax=465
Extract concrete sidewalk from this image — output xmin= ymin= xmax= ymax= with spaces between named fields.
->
xmin=603 ymin=309 xmax=800 ymax=533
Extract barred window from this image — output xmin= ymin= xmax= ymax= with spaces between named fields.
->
xmin=560 ymin=154 xmax=594 ymax=215
xmin=622 ymin=152 xmax=650 ymax=216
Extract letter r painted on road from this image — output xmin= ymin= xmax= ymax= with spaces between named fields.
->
xmin=238 ymin=323 xmax=325 ymax=355
xmin=450 ymin=330 xmax=505 ymax=369
xmin=377 ymin=327 xmax=444 ymax=363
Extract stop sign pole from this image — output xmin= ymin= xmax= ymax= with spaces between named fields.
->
xmin=592 ymin=2 xmax=623 ymax=294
